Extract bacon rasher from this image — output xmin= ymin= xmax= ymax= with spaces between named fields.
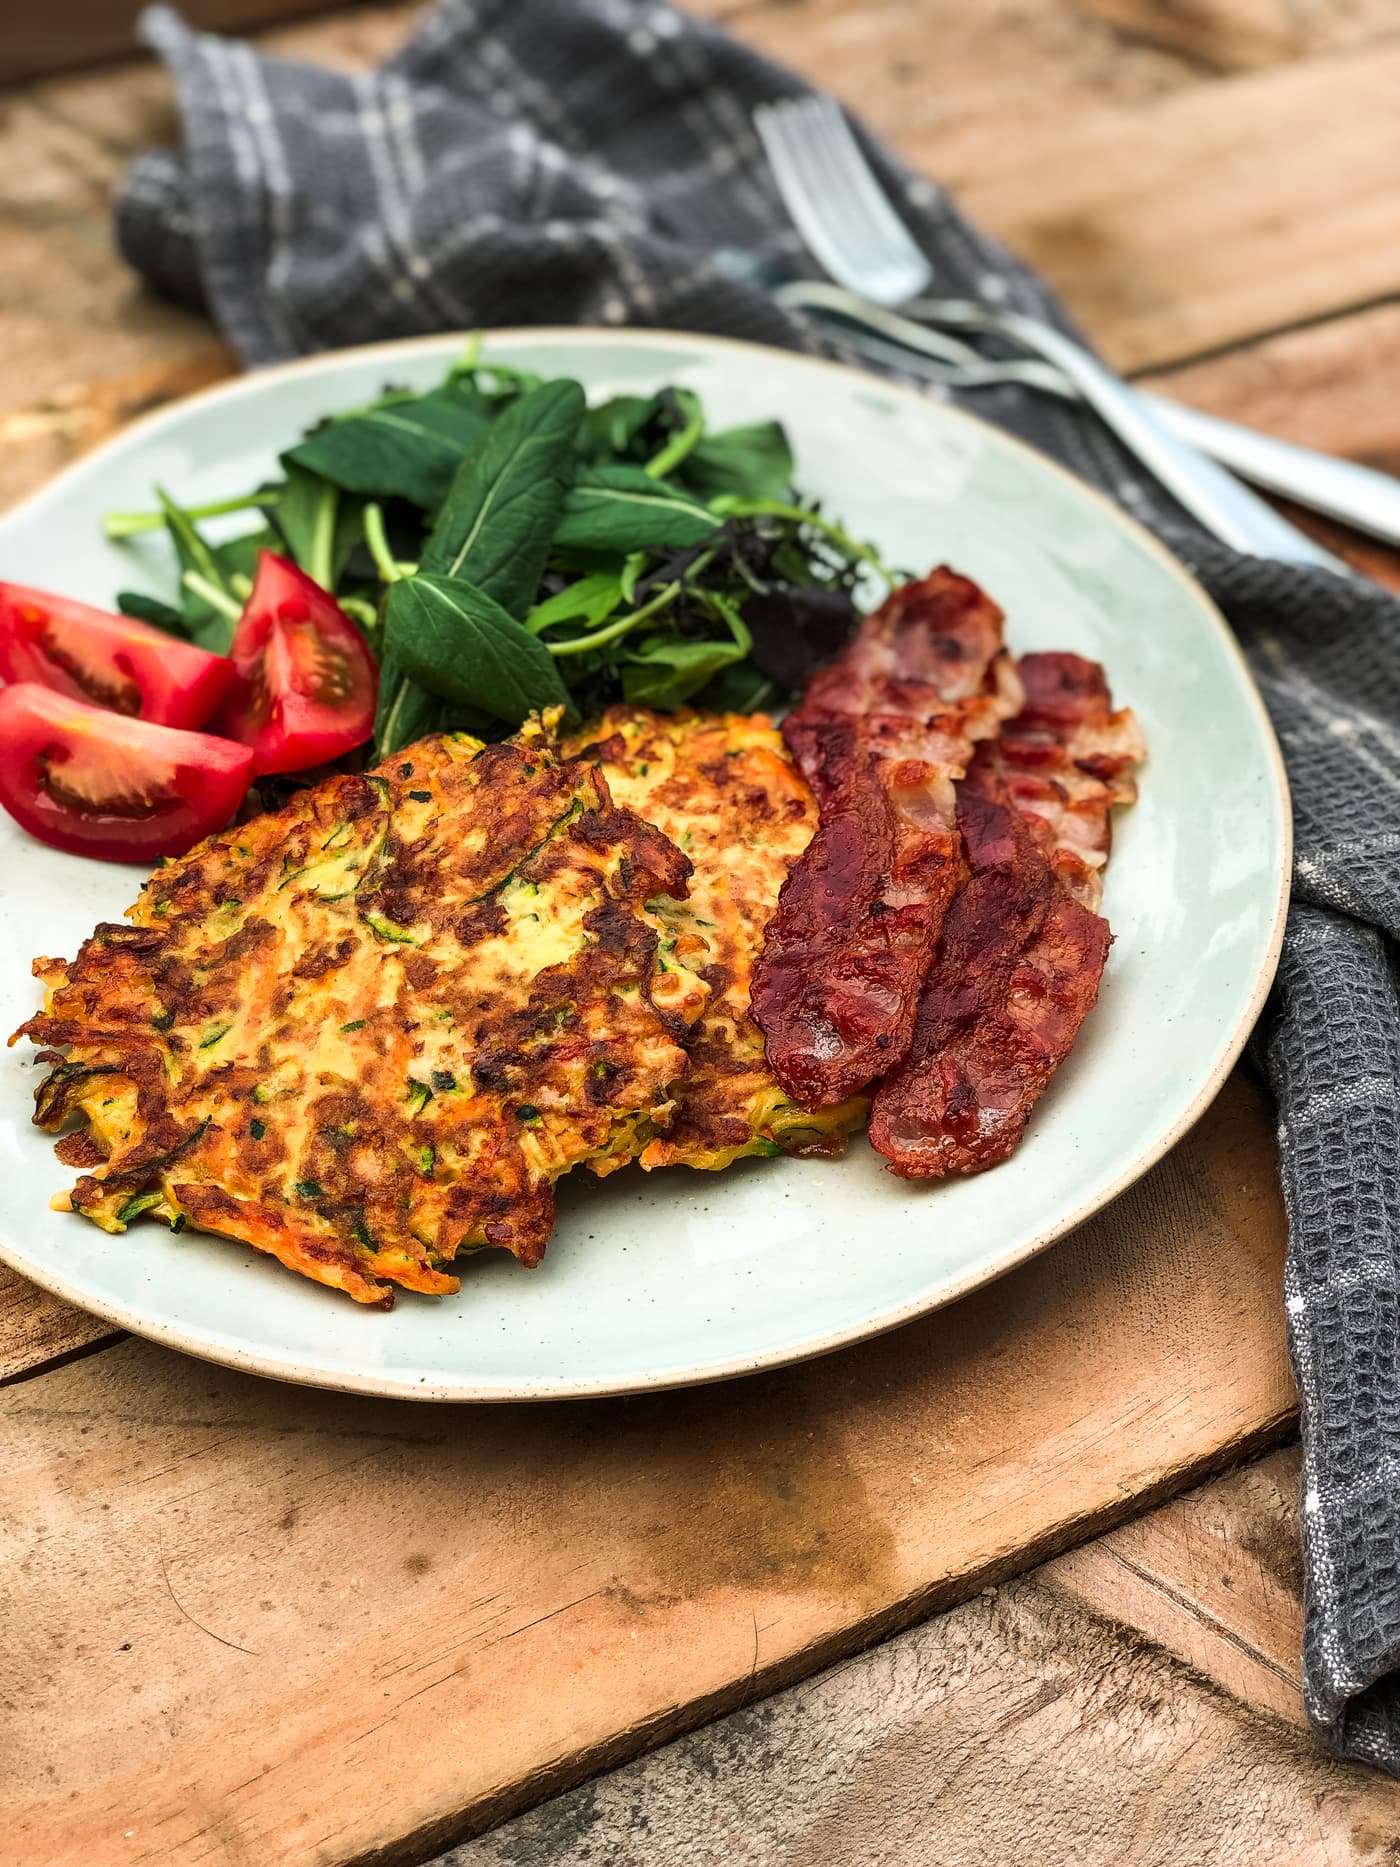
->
xmin=750 ymin=570 xmax=1021 ymax=1108
xmin=868 ymin=654 xmax=1143 ymax=1180
xmin=990 ymin=653 xmax=1145 ymax=912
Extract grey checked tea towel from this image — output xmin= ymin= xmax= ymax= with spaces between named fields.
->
xmin=117 ymin=0 xmax=1400 ymax=1772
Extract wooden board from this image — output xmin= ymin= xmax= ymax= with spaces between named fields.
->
xmin=1078 ymin=0 xmax=1400 ymax=71
xmin=0 ymin=1265 xmax=118 ymax=1386
xmin=457 ymin=1445 xmax=1400 ymax=1867
xmin=4 ymin=0 xmax=1400 ymax=496
xmin=1 ymin=1 xmax=350 ymax=85
xmin=0 ymin=1071 xmax=1296 ymax=1867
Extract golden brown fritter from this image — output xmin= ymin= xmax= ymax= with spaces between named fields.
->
xmin=564 ymin=708 xmax=868 ymax=1170
xmin=16 ymin=730 xmax=707 ymax=1305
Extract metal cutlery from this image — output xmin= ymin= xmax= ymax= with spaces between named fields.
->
xmin=754 ymin=97 xmax=1389 ymax=571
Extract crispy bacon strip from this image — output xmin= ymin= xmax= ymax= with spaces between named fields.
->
xmin=867 ymin=763 xmax=1109 ymax=1177
xmin=868 ymin=653 xmax=1143 ymax=1179
xmin=750 ymin=570 xmax=1021 ymax=1108
xmin=989 ymin=652 xmax=1144 ymax=912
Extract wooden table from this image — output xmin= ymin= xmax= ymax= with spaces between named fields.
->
xmin=6 ymin=4 xmax=1400 ymax=1862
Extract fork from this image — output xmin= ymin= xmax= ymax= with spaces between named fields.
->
xmin=753 ymin=97 xmax=1371 ymax=571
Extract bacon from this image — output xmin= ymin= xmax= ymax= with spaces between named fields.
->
xmin=989 ymin=652 xmax=1144 ymax=912
xmin=750 ymin=569 xmax=1021 ymax=1108
xmin=867 ymin=763 xmax=1110 ymax=1178
xmin=868 ymin=652 xmax=1143 ymax=1180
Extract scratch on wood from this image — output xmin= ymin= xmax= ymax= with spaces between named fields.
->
xmin=482 ymin=1588 xmax=608 ymax=1651
xmin=1100 ymin=1543 xmax=1298 ymax=1688
xmin=157 ymin=1529 xmax=258 ymax=1659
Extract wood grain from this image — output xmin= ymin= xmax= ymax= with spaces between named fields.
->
xmin=1142 ymin=303 xmax=1400 ymax=588
xmin=0 ymin=1265 xmax=118 ymax=1386
xmin=451 ymin=1448 xmax=1400 ymax=1867
xmin=1078 ymin=0 xmax=1400 ymax=71
xmin=1 ymin=1 xmax=350 ymax=85
xmin=1045 ymin=1444 xmax=1307 ymax=1726
xmin=0 ymin=1072 xmax=1294 ymax=1867
xmin=1079 ymin=0 xmax=1311 ymax=70
xmin=1 ymin=0 xmax=1397 ymax=474
xmin=936 ymin=44 xmax=1400 ymax=372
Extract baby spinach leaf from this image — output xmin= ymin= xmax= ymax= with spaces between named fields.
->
xmin=154 ymin=487 xmax=242 ymax=651
xmin=284 ymin=383 xmax=492 ymax=509
xmin=680 ymin=422 xmax=794 ymax=502
xmin=554 ymin=467 xmax=720 ymax=552
xmin=525 ymin=572 xmax=624 ymax=636
xmin=580 ymin=393 xmax=653 ymax=463
xmin=421 ymin=378 xmax=585 ymax=617
xmin=384 ymin=573 xmax=572 ymax=724
xmin=218 ymin=524 xmax=281 ymax=585
xmin=642 ymin=387 xmax=704 ymax=479
xmin=453 ymin=360 xmax=544 ymax=407
xmin=115 ymin=591 xmax=191 ymax=637
xmin=373 ymin=654 xmax=451 ymax=759
xmin=620 ymin=635 xmax=748 ymax=709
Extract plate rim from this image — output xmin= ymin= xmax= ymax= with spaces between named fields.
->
xmin=0 ymin=325 xmax=1292 ymax=1401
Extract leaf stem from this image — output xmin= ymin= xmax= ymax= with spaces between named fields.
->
xmin=363 ymin=503 xmax=412 ymax=583
xmin=182 ymin=570 xmax=242 ymax=623
xmin=645 ymin=416 xmax=704 ymax=479
xmin=103 ymin=491 xmax=277 ymax=540
xmin=308 ymin=482 xmax=339 ymax=591
xmin=711 ymin=496 xmax=891 ymax=581
xmin=545 ymin=581 xmax=681 ymax=658
xmin=339 ymin=595 xmax=380 ymax=631
xmin=448 ymin=333 xmax=483 ymax=377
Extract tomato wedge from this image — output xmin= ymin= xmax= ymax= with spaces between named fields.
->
xmin=221 ymin=552 xmax=377 ymax=775
xmin=0 ymin=683 xmax=253 ymax=864
xmin=0 ymin=582 xmax=232 ymax=730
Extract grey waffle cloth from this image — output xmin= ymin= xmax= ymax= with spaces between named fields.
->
xmin=117 ymin=0 xmax=1400 ymax=1774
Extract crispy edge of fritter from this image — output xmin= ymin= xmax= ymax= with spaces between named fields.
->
xmin=565 ymin=706 xmax=869 ymax=1172
xmin=13 ymin=732 xmax=707 ymax=1305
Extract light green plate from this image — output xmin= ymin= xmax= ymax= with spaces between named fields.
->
xmin=0 ymin=330 xmax=1289 ymax=1399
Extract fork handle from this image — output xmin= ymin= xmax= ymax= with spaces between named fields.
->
xmin=1142 ymin=395 xmax=1400 ymax=550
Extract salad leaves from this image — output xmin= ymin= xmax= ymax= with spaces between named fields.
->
xmin=105 ymin=349 xmax=891 ymax=759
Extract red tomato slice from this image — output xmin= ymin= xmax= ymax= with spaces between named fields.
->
xmin=0 ymin=683 xmax=254 ymax=864
xmin=221 ymin=552 xmax=377 ymax=775
xmin=0 ymin=583 xmax=232 ymax=730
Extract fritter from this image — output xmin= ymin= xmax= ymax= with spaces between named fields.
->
xmin=565 ymin=708 xmax=867 ymax=1171
xmin=16 ymin=730 xmax=707 ymax=1305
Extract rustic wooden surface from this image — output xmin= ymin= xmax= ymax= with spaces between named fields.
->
xmin=1 ymin=1074 xmax=1300 ymax=1867
xmin=450 ymin=1447 xmax=1400 ymax=1867
xmin=0 ymin=1263 xmax=116 ymax=1386
xmin=1 ymin=0 xmax=346 ymax=85
xmin=3 ymin=1 xmax=1400 ymax=1861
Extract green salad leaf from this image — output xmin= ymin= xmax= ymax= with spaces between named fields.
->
xmin=681 ymin=422 xmax=794 ymax=502
xmin=422 ymin=379 xmax=585 ymax=612
xmin=284 ymin=383 xmax=492 ymax=509
xmin=384 ymin=574 xmax=572 ymax=722
xmin=621 ymin=635 xmax=749 ymax=708
xmin=554 ymin=467 xmax=720 ymax=552
xmin=103 ymin=347 xmax=890 ymax=765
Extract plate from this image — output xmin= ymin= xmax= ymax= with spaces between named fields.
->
xmin=0 ymin=329 xmax=1290 ymax=1400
